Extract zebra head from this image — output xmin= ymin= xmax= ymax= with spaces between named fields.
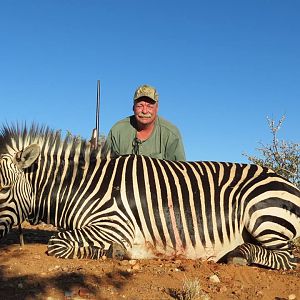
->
xmin=0 ymin=144 xmax=40 ymax=238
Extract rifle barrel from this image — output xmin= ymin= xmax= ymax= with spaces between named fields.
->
xmin=96 ymin=80 xmax=100 ymax=135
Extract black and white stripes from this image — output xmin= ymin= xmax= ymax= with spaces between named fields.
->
xmin=0 ymin=124 xmax=299 ymax=269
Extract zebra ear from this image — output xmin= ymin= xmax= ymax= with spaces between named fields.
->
xmin=16 ymin=144 xmax=41 ymax=169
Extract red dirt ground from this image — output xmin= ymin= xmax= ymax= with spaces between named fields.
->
xmin=0 ymin=222 xmax=299 ymax=300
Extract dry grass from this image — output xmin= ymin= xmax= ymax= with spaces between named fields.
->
xmin=167 ymin=277 xmax=210 ymax=300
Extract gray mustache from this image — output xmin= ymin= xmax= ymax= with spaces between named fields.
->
xmin=138 ymin=113 xmax=152 ymax=118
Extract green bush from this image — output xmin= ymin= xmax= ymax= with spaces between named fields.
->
xmin=244 ymin=115 xmax=300 ymax=189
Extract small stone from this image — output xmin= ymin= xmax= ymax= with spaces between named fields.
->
xmin=288 ymin=294 xmax=296 ymax=300
xmin=120 ymin=260 xmax=129 ymax=266
xmin=129 ymin=259 xmax=137 ymax=265
xmin=17 ymin=283 xmax=23 ymax=289
xmin=78 ymin=288 xmax=90 ymax=297
xmin=101 ymin=255 xmax=107 ymax=260
xmin=48 ymin=265 xmax=60 ymax=272
xmin=132 ymin=263 xmax=140 ymax=270
xmin=219 ymin=286 xmax=227 ymax=293
xmin=209 ymin=274 xmax=220 ymax=283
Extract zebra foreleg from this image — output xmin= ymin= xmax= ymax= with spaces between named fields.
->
xmin=47 ymin=229 xmax=127 ymax=260
xmin=47 ymin=234 xmax=106 ymax=259
xmin=227 ymin=243 xmax=298 ymax=270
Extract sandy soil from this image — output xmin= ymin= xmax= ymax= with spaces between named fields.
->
xmin=0 ymin=222 xmax=299 ymax=300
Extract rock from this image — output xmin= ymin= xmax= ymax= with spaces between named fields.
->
xmin=17 ymin=282 xmax=23 ymax=289
xmin=129 ymin=259 xmax=137 ymax=265
xmin=165 ymin=263 xmax=173 ymax=268
xmin=48 ymin=265 xmax=60 ymax=272
xmin=288 ymin=294 xmax=296 ymax=300
xmin=219 ymin=286 xmax=227 ymax=293
xmin=131 ymin=263 xmax=140 ymax=270
xmin=78 ymin=288 xmax=90 ymax=297
xmin=120 ymin=260 xmax=129 ymax=266
xmin=209 ymin=274 xmax=220 ymax=283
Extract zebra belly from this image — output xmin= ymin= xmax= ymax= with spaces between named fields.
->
xmin=126 ymin=229 xmax=244 ymax=261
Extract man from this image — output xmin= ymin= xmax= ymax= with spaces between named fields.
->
xmin=103 ymin=84 xmax=185 ymax=161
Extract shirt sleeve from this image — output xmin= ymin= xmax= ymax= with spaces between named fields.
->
xmin=102 ymin=129 xmax=119 ymax=157
xmin=165 ymin=133 xmax=186 ymax=161
xmin=174 ymin=137 xmax=186 ymax=161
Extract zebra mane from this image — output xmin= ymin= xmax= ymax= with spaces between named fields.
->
xmin=0 ymin=123 xmax=96 ymax=158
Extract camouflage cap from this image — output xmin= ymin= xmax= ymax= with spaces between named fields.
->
xmin=133 ymin=84 xmax=159 ymax=102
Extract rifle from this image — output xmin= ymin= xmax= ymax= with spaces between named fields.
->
xmin=91 ymin=80 xmax=101 ymax=150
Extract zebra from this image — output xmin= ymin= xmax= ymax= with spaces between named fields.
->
xmin=0 ymin=124 xmax=299 ymax=270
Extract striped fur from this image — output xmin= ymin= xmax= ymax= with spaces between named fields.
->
xmin=0 ymin=124 xmax=299 ymax=269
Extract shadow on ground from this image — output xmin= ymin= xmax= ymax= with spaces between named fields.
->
xmin=0 ymin=267 xmax=133 ymax=299
xmin=0 ymin=226 xmax=54 ymax=247
xmin=0 ymin=226 xmax=134 ymax=299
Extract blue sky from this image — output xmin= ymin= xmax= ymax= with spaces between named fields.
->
xmin=0 ymin=0 xmax=299 ymax=162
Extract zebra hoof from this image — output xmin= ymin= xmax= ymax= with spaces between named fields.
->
xmin=107 ymin=242 xmax=127 ymax=260
xmin=227 ymin=256 xmax=248 ymax=266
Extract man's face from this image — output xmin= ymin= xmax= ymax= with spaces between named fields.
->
xmin=133 ymin=97 xmax=158 ymax=126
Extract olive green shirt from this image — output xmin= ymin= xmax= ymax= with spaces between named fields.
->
xmin=103 ymin=116 xmax=185 ymax=161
